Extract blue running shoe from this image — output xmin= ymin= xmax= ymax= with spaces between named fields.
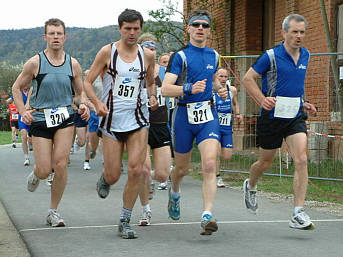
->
xmin=168 ymin=187 xmax=180 ymax=220
xmin=200 ymin=214 xmax=218 ymax=235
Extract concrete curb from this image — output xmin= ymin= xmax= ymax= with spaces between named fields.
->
xmin=0 ymin=200 xmax=30 ymax=257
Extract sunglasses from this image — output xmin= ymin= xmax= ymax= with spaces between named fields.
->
xmin=190 ymin=22 xmax=210 ymax=29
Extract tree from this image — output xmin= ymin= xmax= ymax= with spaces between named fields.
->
xmin=145 ymin=0 xmax=185 ymax=52
xmin=0 ymin=62 xmax=22 ymax=119
xmin=146 ymin=0 xmax=224 ymax=53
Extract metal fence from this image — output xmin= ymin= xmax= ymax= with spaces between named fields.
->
xmin=190 ymin=52 xmax=343 ymax=181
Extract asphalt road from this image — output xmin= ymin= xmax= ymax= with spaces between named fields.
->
xmin=0 ymin=143 xmax=343 ymax=257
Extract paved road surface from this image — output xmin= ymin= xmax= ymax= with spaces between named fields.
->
xmin=0 ymin=144 xmax=343 ymax=257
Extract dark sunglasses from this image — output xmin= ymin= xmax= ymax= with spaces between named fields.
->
xmin=190 ymin=22 xmax=210 ymax=29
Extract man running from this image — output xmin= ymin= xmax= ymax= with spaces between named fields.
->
xmin=241 ymin=14 xmax=316 ymax=230
xmin=137 ymin=33 xmax=171 ymax=226
xmin=214 ymin=68 xmax=243 ymax=187
xmin=12 ymin=18 xmax=89 ymax=227
xmin=162 ymin=10 xmax=227 ymax=236
xmin=84 ymin=9 xmax=157 ymax=239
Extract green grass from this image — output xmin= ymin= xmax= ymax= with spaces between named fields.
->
xmin=0 ymin=131 xmax=17 ymax=145
xmin=188 ymin=166 xmax=343 ymax=205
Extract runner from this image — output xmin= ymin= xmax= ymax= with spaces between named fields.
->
xmin=137 ymin=33 xmax=171 ymax=226
xmin=12 ymin=18 xmax=89 ymax=227
xmin=214 ymin=68 xmax=243 ymax=187
xmin=241 ymin=14 xmax=316 ymax=230
xmin=83 ymin=9 xmax=157 ymax=239
xmin=162 ymin=10 xmax=227 ymax=235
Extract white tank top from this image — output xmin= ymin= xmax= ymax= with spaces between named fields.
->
xmin=99 ymin=42 xmax=149 ymax=132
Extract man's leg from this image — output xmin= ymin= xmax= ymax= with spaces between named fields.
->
xmin=21 ymin=129 xmax=29 ymax=165
xmin=285 ymin=133 xmax=308 ymax=207
xmin=138 ymin=147 xmax=152 ymax=226
xmin=50 ymin=126 xmax=74 ymax=210
xmin=152 ymin=146 xmax=171 ymax=183
xmin=167 ymin=151 xmax=191 ymax=220
xmin=243 ymin=148 xmax=276 ymax=214
xmin=124 ymin=128 xmax=148 ymax=210
xmin=84 ymin=133 xmax=91 ymax=170
xmin=118 ymin=128 xmax=148 ymax=238
xmin=198 ymin=139 xmax=220 ymax=213
xmin=96 ymin=133 xmax=123 ymax=199
xmin=249 ymin=148 xmax=276 ymax=187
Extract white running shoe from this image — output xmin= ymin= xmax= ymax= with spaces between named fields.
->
xmin=46 ymin=210 xmax=65 ymax=227
xmin=216 ymin=176 xmax=226 ymax=188
xmin=157 ymin=181 xmax=168 ymax=190
xmin=24 ymin=159 xmax=30 ymax=166
xmin=243 ymin=179 xmax=258 ymax=214
xmin=46 ymin=172 xmax=54 ymax=187
xmin=27 ymin=171 xmax=39 ymax=192
xmin=83 ymin=161 xmax=91 ymax=170
xmin=138 ymin=210 xmax=152 ymax=226
xmin=289 ymin=209 xmax=315 ymax=230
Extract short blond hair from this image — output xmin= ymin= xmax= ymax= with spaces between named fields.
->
xmin=137 ymin=33 xmax=157 ymax=44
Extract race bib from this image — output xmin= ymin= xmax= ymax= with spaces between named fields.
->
xmin=145 ymin=88 xmax=165 ymax=107
xmin=44 ymin=107 xmax=70 ymax=128
xmin=274 ymin=96 xmax=300 ymax=119
xmin=11 ymin=114 xmax=19 ymax=120
xmin=168 ymin=97 xmax=176 ymax=109
xmin=187 ymin=101 xmax=214 ymax=124
xmin=218 ymin=112 xmax=232 ymax=126
xmin=113 ymin=76 xmax=140 ymax=100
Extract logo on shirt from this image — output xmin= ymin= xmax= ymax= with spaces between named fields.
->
xmin=129 ymin=67 xmax=140 ymax=72
xmin=298 ymin=64 xmax=307 ymax=70
xmin=122 ymin=78 xmax=132 ymax=84
xmin=194 ymin=102 xmax=204 ymax=110
xmin=51 ymin=108 xmax=58 ymax=114
xmin=206 ymin=64 xmax=214 ymax=70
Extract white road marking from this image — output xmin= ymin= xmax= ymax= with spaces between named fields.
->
xmin=20 ymin=219 xmax=343 ymax=233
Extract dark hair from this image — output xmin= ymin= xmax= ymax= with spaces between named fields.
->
xmin=118 ymin=9 xmax=144 ymax=28
xmin=45 ymin=18 xmax=65 ymax=34
xmin=187 ymin=10 xmax=211 ymax=24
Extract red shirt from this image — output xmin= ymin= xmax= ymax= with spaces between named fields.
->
xmin=8 ymin=104 xmax=19 ymax=121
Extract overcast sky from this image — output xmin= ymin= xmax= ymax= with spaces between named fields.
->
xmin=0 ymin=0 xmax=183 ymax=30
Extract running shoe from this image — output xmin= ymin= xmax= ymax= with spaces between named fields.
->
xmin=46 ymin=210 xmax=65 ymax=227
xmin=46 ymin=171 xmax=54 ymax=187
xmin=90 ymin=150 xmax=96 ymax=159
xmin=27 ymin=171 xmax=39 ymax=192
xmin=83 ymin=161 xmax=91 ymax=171
xmin=200 ymin=214 xmax=218 ymax=235
xmin=149 ymin=177 xmax=155 ymax=200
xmin=138 ymin=210 xmax=152 ymax=226
xmin=24 ymin=159 xmax=30 ymax=166
xmin=69 ymin=146 xmax=74 ymax=154
xmin=12 ymin=143 xmax=16 ymax=148
xmin=96 ymin=174 xmax=110 ymax=199
xmin=289 ymin=209 xmax=315 ymax=230
xmin=118 ymin=218 xmax=137 ymax=239
xmin=29 ymin=144 xmax=33 ymax=151
xmin=168 ymin=187 xmax=180 ymax=220
xmin=157 ymin=181 xmax=168 ymax=190
xmin=216 ymin=176 xmax=226 ymax=188
xmin=243 ymin=178 xmax=258 ymax=214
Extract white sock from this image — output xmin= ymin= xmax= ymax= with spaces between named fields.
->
xmin=170 ymin=187 xmax=180 ymax=197
xmin=142 ymin=204 xmax=151 ymax=213
xmin=294 ymin=206 xmax=303 ymax=214
xmin=202 ymin=211 xmax=212 ymax=218
xmin=247 ymin=181 xmax=257 ymax=190
xmin=24 ymin=154 xmax=29 ymax=159
xmin=48 ymin=208 xmax=56 ymax=214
